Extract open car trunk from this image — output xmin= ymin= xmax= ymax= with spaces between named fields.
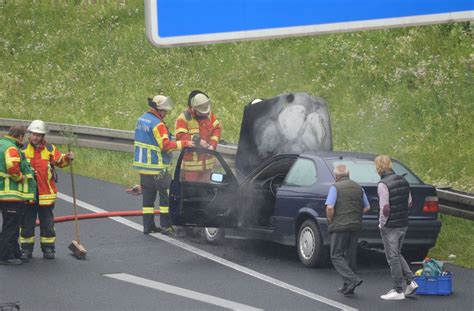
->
xmin=235 ymin=93 xmax=332 ymax=177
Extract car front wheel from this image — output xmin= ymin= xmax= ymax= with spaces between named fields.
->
xmin=203 ymin=227 xmax=225 ymax=244
xmin=297 ymin=219 xmax=326 ymax=268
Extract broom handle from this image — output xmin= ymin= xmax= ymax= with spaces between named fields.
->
xmin=68 ymin=144 xmax=81 ymax=244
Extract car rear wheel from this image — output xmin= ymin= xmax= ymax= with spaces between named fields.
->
xmin=297 ymin=219 xmax=326 ymax=268
xmin=203 ymin=227 xmax=225 ymax=244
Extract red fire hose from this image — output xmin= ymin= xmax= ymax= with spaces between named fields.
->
xmin=35 ymin=210 xmax=160 ymax=226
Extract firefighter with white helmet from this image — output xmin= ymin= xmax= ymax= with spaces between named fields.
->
xmin=133 ymin=95 xmax=195 ymax=234
xmin=175 ymin=90 xmax=222 ymax=182
xmin=20 ymin=120 xmax=74 ymax=260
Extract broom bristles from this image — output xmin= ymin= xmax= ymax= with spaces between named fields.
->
xmin=69 ymin=240 xmax=87 ymax=259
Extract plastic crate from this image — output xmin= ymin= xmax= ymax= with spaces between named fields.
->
xmin=415 ymin=274 xmax=452 ymax=295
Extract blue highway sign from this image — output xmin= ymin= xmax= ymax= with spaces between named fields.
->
xmin=145 ymin=0 xmax=474 ymax=47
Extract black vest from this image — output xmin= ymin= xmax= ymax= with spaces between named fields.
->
xmin=379 ymin=171 xmax=410 ymax=228
xmin=330 ymin=177 xmax=364 ymax=233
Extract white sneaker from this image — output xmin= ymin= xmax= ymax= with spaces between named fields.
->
xmin=381 ymin=289 xmax=405 ymax=300
xmin=405 ymin=280 xmax=419 ymax=296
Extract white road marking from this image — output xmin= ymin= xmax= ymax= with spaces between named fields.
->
xmin=58 ymin=192 xmax=357 ymax=311
xmin=104 ymin=273 xmax=263 ymax=311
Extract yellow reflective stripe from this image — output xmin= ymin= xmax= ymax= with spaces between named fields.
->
xmin=39 ymin=194 xmax=57 ymax=205
xmin=183 ymin=162 xmax=204 ymax=167
xmin=132 ymin=161 xmax=167 ymax=169
xmin=162 ymin=134 xmax=169 ymax=139
xmin=134 ymin=141 xmax=160 ymax=151
xmin=177 ymin=141 xmax=182 ymax=149
xmin=40 ymin=236 xmax=56 ymax=244
xmin=212 ymin=119 xmax=220 ymax=127
xmin=47 ymin=166 xmax=54 ymax=193
xmin=175 ymin=128 xmax=188 ymax=134
xmin=0 ymin=190 xmax=35 ymax=200
xmin=146 ymin=148 xmax=151 ymax=165
xmin=20 ymin=236 xmax=35 ymax=243
xmin=40 ymin=194 xmax=57 ymax=199
xmin=189 ymin=129 xmax=200 ymax=134
xmin=159 ymin=205 xmax=169 ymax=214
xmin=143 ymin=207 xmax=155 ymax=214
xmin=39 ymin=198 xmax=56 ymax=205
xmin=210 ymin=136 xmax=219 ymax=142
xmin=0 ymin=172 xmax=11 ymax=177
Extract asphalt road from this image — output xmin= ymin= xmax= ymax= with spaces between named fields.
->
xmin=1 ymin=172 xmax=473 ymax=311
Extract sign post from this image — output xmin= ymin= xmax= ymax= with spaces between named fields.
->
xmin=145 ymin=0 xmax=473 ymax=47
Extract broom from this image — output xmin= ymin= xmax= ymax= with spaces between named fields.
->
xmin=67 ymin=144 xmax=87 ymax=259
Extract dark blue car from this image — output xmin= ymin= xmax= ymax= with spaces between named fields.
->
xmin=169 ymin=149 xmax=442 ymax=268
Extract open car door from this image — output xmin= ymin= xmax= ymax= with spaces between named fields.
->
xmin=169 ymin=148 xmax=239 ymax=228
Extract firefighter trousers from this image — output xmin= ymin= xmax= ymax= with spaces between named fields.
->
xmin=0 ymin=202 xmax=24 ymax=260
xmin=140 ymin=173 xmax=171 ymax=231
xmin=20 ymin=204 xmax=56 ymax=252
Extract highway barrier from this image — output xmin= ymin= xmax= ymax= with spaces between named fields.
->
xmin=1 ymin=118 xmax=472 ymax=220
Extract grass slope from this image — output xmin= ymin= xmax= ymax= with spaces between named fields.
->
xmin=1 ymin=2 xmax=473 ymax=268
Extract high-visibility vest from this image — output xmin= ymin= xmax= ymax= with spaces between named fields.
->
xmin=22 ymin=142 xmax=67 ymax=206
xmin=0 ymin=137 xmax=36 ymax=202
xmin=133 ymin=111 xmax=172 ymax=173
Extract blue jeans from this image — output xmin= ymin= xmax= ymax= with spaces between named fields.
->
xmin=380 ymin=227 xmax=413 ymax=292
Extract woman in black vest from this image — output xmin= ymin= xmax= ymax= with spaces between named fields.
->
xmin=376 ymin=155 xmax=418 ymax=300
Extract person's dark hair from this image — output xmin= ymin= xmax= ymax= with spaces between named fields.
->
xmin=8 ymin=125 xmax=27 ymax=138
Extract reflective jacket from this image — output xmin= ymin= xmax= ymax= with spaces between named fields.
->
xmin=0 ymin=136 xmax=36 ymax=202
xmin=23 ymin=140 xmax=70 ymax=206
xmin=133 ymin=109 xmax=189 ymax=175
xmin=175 ymin=109 xmax=221 ymax=172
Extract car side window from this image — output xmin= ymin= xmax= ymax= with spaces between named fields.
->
xmin=252 ymin=158 xmax=294 ymax=182
xmin=283 ymin=158 xmax=317 ymax=187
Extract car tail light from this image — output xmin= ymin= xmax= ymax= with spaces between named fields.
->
xmin=423 ymin=196 xmax=439 ymax=213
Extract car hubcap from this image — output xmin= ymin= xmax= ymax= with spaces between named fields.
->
xmin=299 ymin=227 xmax=315 ymax=260
xmin=205 ymin=227 xmax=219 ymax=238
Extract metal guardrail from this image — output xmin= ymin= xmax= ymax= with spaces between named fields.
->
xmin=1 ymin=118 xmax=472 ymax=220
xmin=0 ymin=118 xmax=237 ymax=167
xmin=436 ymin=188 xmax=474 ymax=221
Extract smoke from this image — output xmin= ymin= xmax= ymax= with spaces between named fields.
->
xmin=253 ymin=93 xmax=331 ymax=158
xmin=235 ymin=93 xmax=332 ymax=176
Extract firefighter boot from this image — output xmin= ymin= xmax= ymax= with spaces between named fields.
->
xmin=21 ymin=249 xmax=33 ymax=262
xmin=43 ymin=249 xmax=55 ymax=259
xmin=143 ymin=213 xmax=159 ymax=234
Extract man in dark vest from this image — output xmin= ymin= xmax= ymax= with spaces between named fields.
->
xmin=375 ymin=155 xmax=418 ymax=300
xmin=325 ymin=164 xmax=370 ymax=295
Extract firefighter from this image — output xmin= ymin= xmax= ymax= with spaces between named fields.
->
xmin=133 ymin=95 xmax=195 ymax=234
xmin=175 ymin=90 xmax=222 ymax=182
xmin=20 ymin=120 xmax=74 ymax=260
xmin=0 ymin=126 xmax=36 ymax=265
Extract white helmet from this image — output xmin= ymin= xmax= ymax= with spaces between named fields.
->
xmin=28 ymin=120 xmax=48 ymax=134
xmin=190 ymin=93 xmax=211 ymax=114
xmin=149 ymin=95 xmax=174 ymax=111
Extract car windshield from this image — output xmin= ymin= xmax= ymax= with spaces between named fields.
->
xmin=325 ymin=158 xmax=422 ymax=184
